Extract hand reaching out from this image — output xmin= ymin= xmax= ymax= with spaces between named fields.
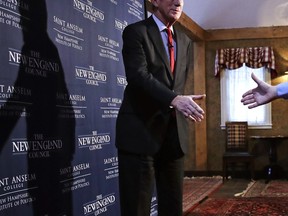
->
xmin=241 ymin=73 xmax=278 ymax=109
xmin=171 ymin=94 xmax=206 ymax=122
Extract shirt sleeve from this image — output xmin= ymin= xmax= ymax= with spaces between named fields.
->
xmin=277 ymin=82 xmax=288 ymax=99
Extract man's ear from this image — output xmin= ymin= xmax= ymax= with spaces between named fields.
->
xmin=151 ymin=0 xmax=158 ymax=8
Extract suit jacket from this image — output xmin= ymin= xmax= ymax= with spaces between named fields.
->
xmin=116 ymin=16 xmax=193 ymax=155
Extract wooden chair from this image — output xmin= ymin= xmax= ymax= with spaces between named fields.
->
xmin=223 ymin=121 xmax=255 ymax=181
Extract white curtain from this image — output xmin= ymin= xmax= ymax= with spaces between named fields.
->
xmin=220 ymin=64 xmax=272 ymax=128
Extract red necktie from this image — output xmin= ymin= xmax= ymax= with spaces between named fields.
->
xmin=166 ymin=28 xmax=175 ymax=74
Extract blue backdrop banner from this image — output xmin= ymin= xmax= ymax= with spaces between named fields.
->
xmin=0 ymin=0 xmax=145 ymax=215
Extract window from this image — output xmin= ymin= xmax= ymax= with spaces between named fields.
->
xmin=215 ymin=47 xmax=275 ymax=129
xmin=220 ymin=64 xmax=272 ymax=129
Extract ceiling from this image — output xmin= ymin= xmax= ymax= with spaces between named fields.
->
xmin=183 ymin=0 xmax=288 ymax=30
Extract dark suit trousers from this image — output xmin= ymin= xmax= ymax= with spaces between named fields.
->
xmin=118 ymin=117 xmax=184 ymax=216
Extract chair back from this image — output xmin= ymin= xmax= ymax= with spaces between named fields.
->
xmin=225 ymin=121 xmax=248 ymax=152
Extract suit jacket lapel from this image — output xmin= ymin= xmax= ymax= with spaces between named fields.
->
xmin=173 ymin=28 xmax=186 ymax=84
xmin=146 ymin=17 xmax=173 ymax=81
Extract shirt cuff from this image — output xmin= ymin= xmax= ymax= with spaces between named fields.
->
xmin=277 ymin=82 xmax=288 ymax=99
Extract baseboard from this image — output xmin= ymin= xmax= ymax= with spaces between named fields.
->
xmin=184 ymin=170 xmax=288 ymax=180
xmin=184 ymin=171 xmax=223 ymax=178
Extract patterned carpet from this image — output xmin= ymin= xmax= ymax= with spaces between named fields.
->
xmin=186 ymin=197 xmax=288 ymax=216
xmin=183 ymin=176 xmax=222 ymax=215
xmin=242 ymin=180 xmax=288 ymax=197
xmin=185 ymin=179 xmax=288 ymax=216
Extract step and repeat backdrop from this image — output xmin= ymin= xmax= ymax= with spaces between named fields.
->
xmin=0 ymin=0 xmax=156 ymax=215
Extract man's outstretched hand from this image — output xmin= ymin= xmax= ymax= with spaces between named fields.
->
xmin=241 ymin=73 xmax=277 ymax=109
xmin=171 ymin=94 xmax=206 ymax=122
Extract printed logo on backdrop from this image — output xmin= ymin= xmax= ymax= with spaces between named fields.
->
xmin=98 ymin=35 xmax=120 ymax=62
xmin=0 ymin=173 xmax=36 ymax=212
xmin=127 ymin=0 xmax=144 ymax=20
xmin=116 ymin=75 xmax=127 ymax=88
xmin=53 ymin=16 xmax=84 ymax=51
xmin=0 ymin=0 xmax=28 ymax=29
xmin=73 ymin=0 xmax=105 ymax=24
xmin=60 ymin=162 xmax=91 ymax=193
xmin=114 ymin=0 xmax=144 ymax=32
xmin=0 ymin=84 xmax=31 ymax=101
xmin=75 ymin=65 xmax=107 ymax=86
xmin=83 ymin=193 xmax=116 ymax=216
xmin=150 ymin=196 xmax=158 ymax=216
xmin=78 ymin=131 xmax=111 ymax=151
xmin=12 ymin=133 xmax=63 ymax=159
xmin=109 ymin=0 xmax=118 ymax=5
xmin=8 ymin=48 xmax=60 ymax=78
xmin=100 ymin=96 xmax=121 ymax=119
xmin=114 ymin=18 xmax=127 ymax=32
xmin=0 ymin=84 xmax=31 ymax=118
xmin=57 ymin=92 xmax=86 ymax=119
xmin=104 ymin=156 xmax=118 ymax=180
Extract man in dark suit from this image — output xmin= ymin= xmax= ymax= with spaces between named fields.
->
xmin=116 ymin=0 xmax=205 ymax=215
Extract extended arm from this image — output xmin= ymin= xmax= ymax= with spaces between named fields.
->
xmin=171 ymin=94 xmax=205 ymax=122
xmin=241 ymin=73 xmax=288 ymax=108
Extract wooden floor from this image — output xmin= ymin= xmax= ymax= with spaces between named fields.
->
xmin=210 ymin=178 xmax=251 ymax=198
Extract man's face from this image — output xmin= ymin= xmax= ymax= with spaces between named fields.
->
xmin=153 ymin=0 xmax=184 ymax=26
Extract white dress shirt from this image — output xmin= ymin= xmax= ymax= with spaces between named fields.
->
xmin=152 ymin=14 xmax=176 ymax=61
